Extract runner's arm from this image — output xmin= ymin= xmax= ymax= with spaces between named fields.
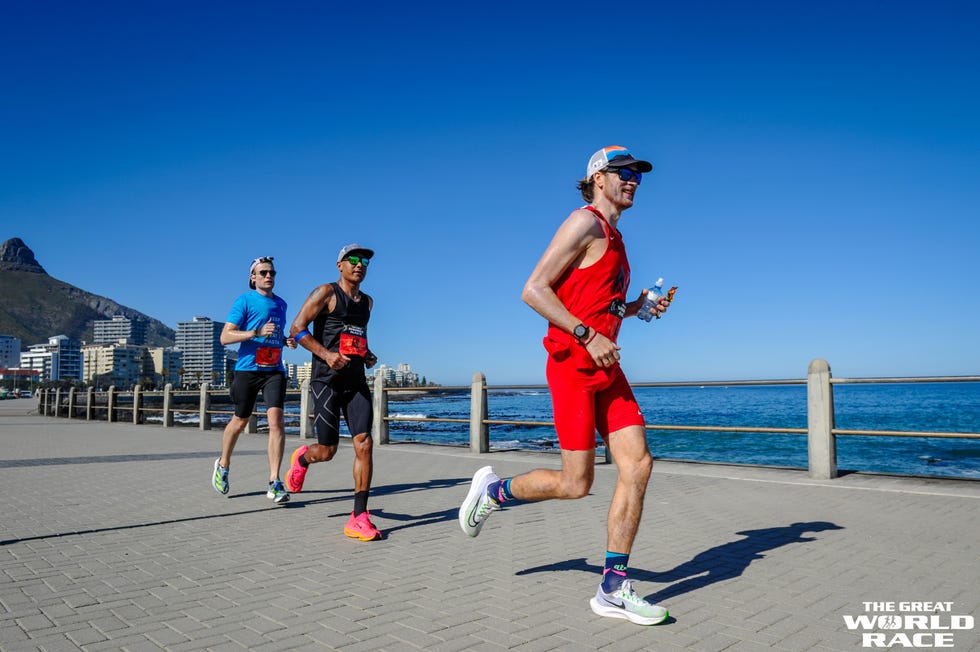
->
xmin=521 ymin=209 xmax=621 ymax=367
xmin=290 ymin=285 xmax=349 ymax=368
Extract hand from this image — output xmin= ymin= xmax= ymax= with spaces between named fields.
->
xmin=365 ymin=351 xmax=378 ymax=369
xmin=285 ymin=337 xmax=297 ymax=349
xmin=584 ymin=331 xmax=621 ymax=368
xmin=638 ymin=289 xmax=670 ymax=320
xmin=326 ymin=350 xmax=351 ymax=370
xmin=257 ymin=319 xmax=276 ymax=337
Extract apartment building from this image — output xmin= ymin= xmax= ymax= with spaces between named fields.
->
xmin=175 ymin=317 xmax=226 ymax=387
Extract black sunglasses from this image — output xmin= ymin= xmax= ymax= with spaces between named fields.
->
xmin=607 ymin=168 xmax=643 ymax=183
xmin=255 ymin=269 xmax=277 ymax=277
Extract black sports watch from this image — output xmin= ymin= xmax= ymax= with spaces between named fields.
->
xmin=572 ymin=324 xmax=589 ymax=341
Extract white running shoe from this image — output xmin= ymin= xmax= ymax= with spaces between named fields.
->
xmin=459 ymin=465 xmax=500 ymax=537
xmin=589 ymin=580 xmax=669 ymax=626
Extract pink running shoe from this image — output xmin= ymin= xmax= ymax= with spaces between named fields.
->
xmin=285 ymin=445 xmax=309 ymax=493
xmin=344 ymin=511 xmax=382 ymax=541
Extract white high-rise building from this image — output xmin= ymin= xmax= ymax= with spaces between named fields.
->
xmin=295 ymin=362 xmax=312 ymax=387
xmin=175 ymin=317 xmax=226 ymax=387
xmin=93 ymin=315 xmax=147 ymax=345
xmin=20 ymin=335 xmax=82 ymax=383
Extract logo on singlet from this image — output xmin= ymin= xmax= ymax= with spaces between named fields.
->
xmin=608 ymin=298 xmax=627 ymax=319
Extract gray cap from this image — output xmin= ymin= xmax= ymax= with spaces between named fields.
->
xmin=337 ymin=243 xmax=374 ymax=262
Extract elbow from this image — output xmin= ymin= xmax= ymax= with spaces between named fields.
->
xmin=521 ymin=283 xmax=537 ymax=308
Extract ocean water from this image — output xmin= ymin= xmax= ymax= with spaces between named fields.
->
xmin=165 ymin=382 xmax=980 ymax=479
xmin=377 ymin=382 xmax=980 ymax=479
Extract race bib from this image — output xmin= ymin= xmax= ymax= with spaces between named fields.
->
xmin=255 ymin=346 xmax=281 ymax=367
xmin=339 ymin=324 xmax=368 ymax=357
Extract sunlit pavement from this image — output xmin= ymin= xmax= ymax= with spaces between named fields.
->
xmin=1 ymin=407 xmax=978 ymax=651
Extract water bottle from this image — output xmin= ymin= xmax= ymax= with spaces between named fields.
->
xmin=638 ymin=278 xmax=664 ymax=322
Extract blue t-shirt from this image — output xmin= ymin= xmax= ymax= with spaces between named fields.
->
xmin=226 ymin=291 xmax=288 ymax=372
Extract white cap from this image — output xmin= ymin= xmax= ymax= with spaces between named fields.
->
xmin=586 ymin=145 xmax=653 ymax=177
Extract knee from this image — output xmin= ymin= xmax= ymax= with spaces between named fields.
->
xmin=309 ymin=445 xmax=337 ymax=463
xmin=353 ymin=435 xmax=373 ymax=458
xmin=622 ymin=452 xmax=653 ymax=483
xmin=560 ymin=474 xmax=593 ymax=499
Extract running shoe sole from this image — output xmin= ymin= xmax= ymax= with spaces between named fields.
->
xmin=589 ymin=596 xmax=669 ymax=626
xmin=344 ymin=513 xmax=381 ymax=541
xmin=344 ymin=525 xmax=381 ymax=541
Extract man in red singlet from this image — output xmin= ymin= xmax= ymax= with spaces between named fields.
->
xmin=459 ymin=146 xmax=672 ymax=626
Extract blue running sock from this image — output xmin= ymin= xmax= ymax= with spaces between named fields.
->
xmin=601 ymin=552 xmax=630 ymax=593
xmin=487 ymin=478 xmax=514 ymax=504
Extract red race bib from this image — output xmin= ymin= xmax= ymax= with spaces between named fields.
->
xmin=255 ymin=346 xmax=281 ymax=367
xmin=339 ymin=325 xmax=368 ymax=357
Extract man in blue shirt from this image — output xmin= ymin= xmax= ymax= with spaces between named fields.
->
xmin=211 ymin=256 xmax=296 ymax=504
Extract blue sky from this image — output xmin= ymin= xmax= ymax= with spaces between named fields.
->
xmin=2 ymin=1 xmax=978 ymax=385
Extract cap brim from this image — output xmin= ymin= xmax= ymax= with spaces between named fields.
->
xmin=606 ymin=155 xmax=653 ymax=173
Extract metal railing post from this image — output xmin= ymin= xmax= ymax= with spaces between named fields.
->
xmin=200 ymin=383 xmax=211 ymax=430
xmin=162 ymin=383 xmax=174 ymax=428
xmin=133 ymin=385 xmax=142 ymax=424
xmin=470 ymin=371 xmax=489 ymax=453
xmin=807 ymin=358 xmax=837 ymax=479
xmin=299 ymin=379 xmax=312 ymax=439
xmin=372 ymin=374 xmax=389 ymax=445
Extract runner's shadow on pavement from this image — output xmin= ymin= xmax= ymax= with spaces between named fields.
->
xmin=311 ymin=478 xmax=468 ymax=533
xmin=284 ymin=478 xmax=468 ymax=521
xmin=368 ymin=508 xmax=458 ymax=535
xmin=516 ymin=521 xmax=844 ymax=602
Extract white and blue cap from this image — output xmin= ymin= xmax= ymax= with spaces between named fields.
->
xmin=586 ymin=145 xmax=653 ymax=177
xmin=337 ymin=243 xmax=375 ymax=263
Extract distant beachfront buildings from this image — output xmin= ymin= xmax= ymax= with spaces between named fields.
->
xmin=371 ymin=362 xmax=424 ymax=386
xmin=20 ymin=335 xmax=83 ymax=384
xmin=1 ymin=316 xmax=432 ymax=391
xmin=289 ymin=360 xmax=425 ymax=387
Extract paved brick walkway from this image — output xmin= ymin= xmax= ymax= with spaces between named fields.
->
xmin=1 ymin=401 xmax=978 ymax=651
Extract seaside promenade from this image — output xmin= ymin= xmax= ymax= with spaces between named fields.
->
xmin=1 ymin=398 xmax=978 ymax=651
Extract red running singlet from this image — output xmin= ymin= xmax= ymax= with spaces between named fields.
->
xmin=543 ymin=205 xmax=644 ymax=450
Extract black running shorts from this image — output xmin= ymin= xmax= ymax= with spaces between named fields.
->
xmin=229 ymin=370 xmax=287 ymax=419
xmin=310 ymin=378 xmax=373 ymax=446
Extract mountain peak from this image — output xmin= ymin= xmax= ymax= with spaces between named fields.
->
xmin=0 ymin=238 xmax=46 ymax=274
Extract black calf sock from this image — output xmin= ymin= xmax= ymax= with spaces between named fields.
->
xmin=353 ymin=490 xmax=369 ymax=516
